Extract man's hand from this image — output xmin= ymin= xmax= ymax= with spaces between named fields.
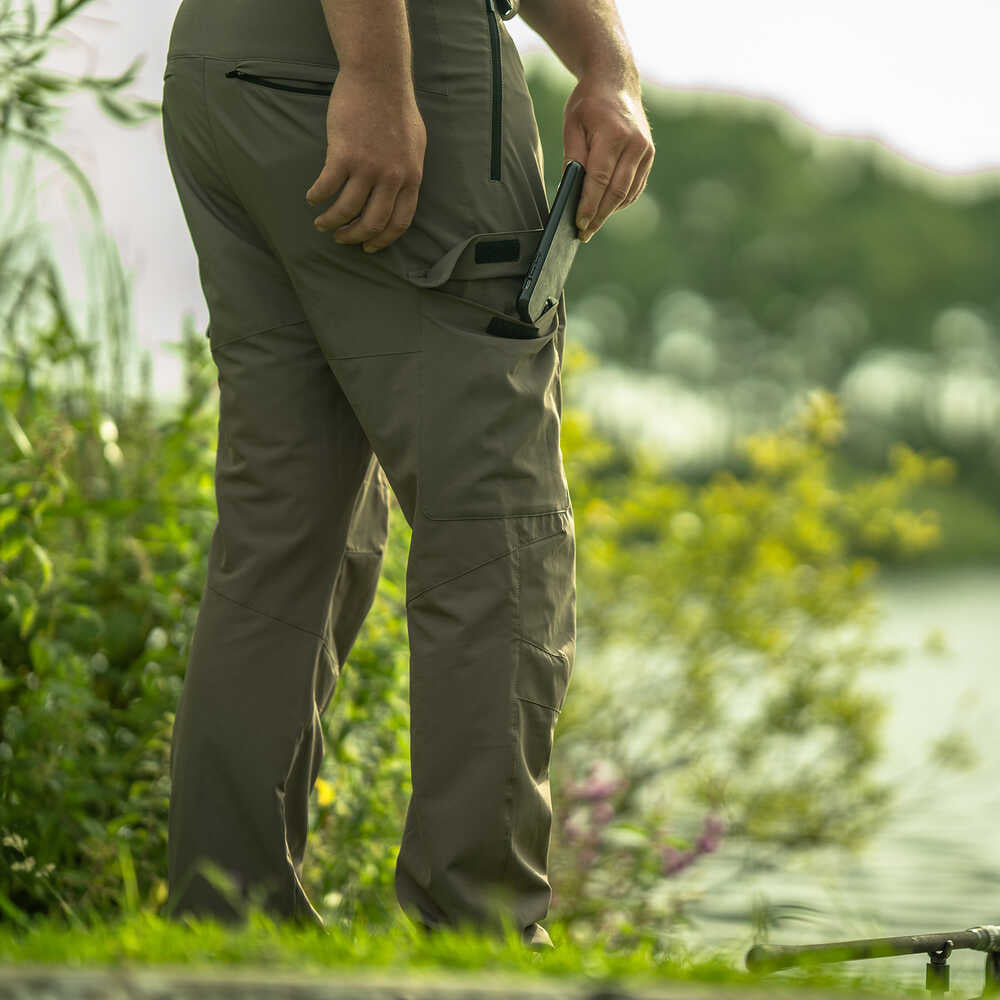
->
xmin=305 ymin=71 xmax=426 ymax=254
xmin=561 ymin=77 xmax=654 ymax=243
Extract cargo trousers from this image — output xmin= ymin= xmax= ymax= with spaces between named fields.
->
xmin=160 ymin=0 xmax=576 ymax=949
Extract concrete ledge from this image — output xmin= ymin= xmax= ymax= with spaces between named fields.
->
xmin=0 ymin=963 xmax=893 ymax=1000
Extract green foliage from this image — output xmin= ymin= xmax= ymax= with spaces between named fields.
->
xmin=0 ymin=317 xmax=217 ymax=921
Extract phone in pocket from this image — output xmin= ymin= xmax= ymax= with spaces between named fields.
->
xmin=516 ymin=160 xmax=585 ymax=325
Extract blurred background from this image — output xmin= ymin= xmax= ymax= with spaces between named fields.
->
xmin=2 ymin=0 xmax=999 ymax=992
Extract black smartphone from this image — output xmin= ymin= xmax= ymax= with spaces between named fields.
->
xmin=516 ymin=159 xmax=585 ymax=325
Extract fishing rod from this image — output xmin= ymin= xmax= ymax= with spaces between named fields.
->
xmin=746 ymin=924 xmax=1000 ymax=997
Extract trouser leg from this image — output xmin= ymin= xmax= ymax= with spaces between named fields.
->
xmin=161 ymin=58 xmax=393 ymax=928
xmin=165 ymin=319 xmax=390 ymax=927
xmin=389 ymin=286 xmax=576 ymax=947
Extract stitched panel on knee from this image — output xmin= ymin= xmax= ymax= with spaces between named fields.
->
xmin=513 ymin=525 xmax=574 ymax=710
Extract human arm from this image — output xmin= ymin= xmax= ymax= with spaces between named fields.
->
xmin=517 ymin=0 xmax=654 ymax=242
xmin=305 ymin=0 xmax=426 ymax=253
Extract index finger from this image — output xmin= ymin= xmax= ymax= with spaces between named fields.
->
xmin=575 ymin=130 xmax=628 ymax=232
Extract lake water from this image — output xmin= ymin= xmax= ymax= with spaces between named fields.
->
xmin=586 ymin=565 xmax=1000 ymax=995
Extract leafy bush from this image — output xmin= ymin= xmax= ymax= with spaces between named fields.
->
xmin=1 ymin=319 xmax=217 ymax=924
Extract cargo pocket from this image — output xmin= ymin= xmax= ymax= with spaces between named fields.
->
xmin=418 ymin=285 xmax=570 ymax=521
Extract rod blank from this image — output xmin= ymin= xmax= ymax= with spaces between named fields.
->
xmin=746 ymin=926 xmax=1000 ymax=974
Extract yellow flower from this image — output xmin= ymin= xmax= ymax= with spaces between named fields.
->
xmin=315 ymin=778 xmax=335 ymax=807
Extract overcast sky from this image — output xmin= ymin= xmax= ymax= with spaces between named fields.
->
xmin=36 ymin=0 xmax=1000 ymax=405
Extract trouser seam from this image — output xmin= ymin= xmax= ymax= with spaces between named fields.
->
xmin=500 ymin=535 xmax=522 ymax=888
xmin=516 ymin=694 xmax=560 ymax=714
xmin=211 ymin=317 xmax=309 ymax=351
xmin=516 ymin=633 xmax=569 ymax=667
xmin=205 ymin=581 xmax=336 ymax=664
xmin=276 ymin=720 xmax=314 ymax=919
xmin=404 ymin=527 xmax=565 ymax=606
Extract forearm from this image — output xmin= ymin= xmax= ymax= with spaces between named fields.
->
xmin=517 ymin=0 xmax=640 ymax=93
xmin=320 ymin=0 xmax=415 ymax=91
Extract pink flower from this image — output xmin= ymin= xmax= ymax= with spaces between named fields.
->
xmin=660 ymin=813 xmax=727 ymax=876
xmin=660 ymin=845 xmax=696 ymax=876
xmin=695 ymin=814 xmax=726 ymax=854
xmin=592 ymin=801 xmax=615 ymax=826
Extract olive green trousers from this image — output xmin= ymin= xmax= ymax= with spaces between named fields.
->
xmin=160 ymin=0 xmax=575 ymax=950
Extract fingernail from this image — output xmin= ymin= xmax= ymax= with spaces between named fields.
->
xmin=577 ymin=216 xmax=590 ymax=232
xmin=363 ymin=245 xmax=377 ymax=253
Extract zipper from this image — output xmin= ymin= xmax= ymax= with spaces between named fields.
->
xmin=224 ymin=68 xmax=333 ymax=96
xmin=485 ymin=0 xmax=503 ymax=180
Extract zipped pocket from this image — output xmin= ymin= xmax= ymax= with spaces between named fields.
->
xmin=224 ymin=67 xmax=333 ymax=96
xmin=485 ymin=0 xmax=503 ymax=180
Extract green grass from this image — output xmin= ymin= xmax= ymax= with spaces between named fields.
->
xmin=0 ymin=906 xmax=926 ymax=998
